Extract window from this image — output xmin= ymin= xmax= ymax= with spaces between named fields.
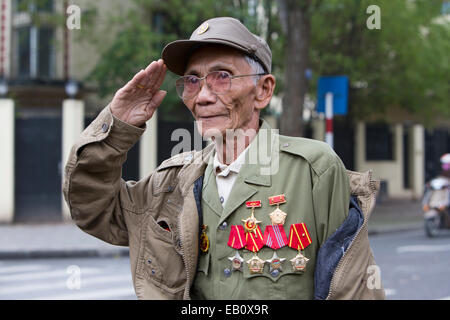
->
xmin=13 ymin=0 xmax=55 ymax=79
xmin=365 ymin=123 xmax=394 ymax=161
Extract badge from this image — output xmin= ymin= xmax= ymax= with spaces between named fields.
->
xmin=246 ymin=253 xmax=265 ymax=274
xmin=288 ymin=223 xmax=312 ymax=251
xmin=228 ymin=251 xmax=244 ymax=272
xmin=197 ymin=22 xmax=209 ymax=35
xmin=227 ymin=225 xmax=246 ymax=249
xmin=266 ymin=252 xmax=286 ymax=277
xmin=290 ymin=251 xmax=309 ymax=273
xmin=268 ymin=194 xmax=287 ymax=225
xmin=242 ymin=201 xmax=262 ymax=235
xmin=199 ymin=225 xmax=209 ymax=253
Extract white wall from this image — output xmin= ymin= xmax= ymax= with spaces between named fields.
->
xmin=0 ymin=99 xmax=14 ymax=223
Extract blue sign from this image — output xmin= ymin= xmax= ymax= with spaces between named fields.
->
xmin=317 ymin=76 xmax=349 ymax=115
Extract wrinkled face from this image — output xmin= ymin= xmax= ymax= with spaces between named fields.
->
xmin=183 ymin=45 xmax=259 ymax=138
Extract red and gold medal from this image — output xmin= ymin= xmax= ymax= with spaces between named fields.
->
xmin=288 ymin=223 xmax=312 ymax=273
xmin=288 ymin=223 xmax=312 ymax=251
xmin=242 ymin=201 xmax=262 ymax=234
xmin=199 ymin=225 xmax=209 ymax=253
xmin=227 ymin=225 xmax=246 ymax=249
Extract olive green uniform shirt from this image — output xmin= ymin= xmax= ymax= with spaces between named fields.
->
xmin=191 ymin=121 xmax=351 ymax=299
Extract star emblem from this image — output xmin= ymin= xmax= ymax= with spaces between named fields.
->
xmin=246 ymin=254 xmax=265 ymax=274
xmin=290 ymin=251 xmax=309 ymax=273
xmin=269 ymin=208 xmax=288 ymax=225
xmin=228 ymin=251 xmax=244 ymax=272
xmin=266 ymin=252 xmax=286 ymax=276
xmin=242 ymin=211 xmax=262 ymax=234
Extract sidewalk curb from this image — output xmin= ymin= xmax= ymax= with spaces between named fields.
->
xmin=0 ymin=248 xmax=130 ymax=260
xmin=368 ymin=223 xmax=423 ymax=236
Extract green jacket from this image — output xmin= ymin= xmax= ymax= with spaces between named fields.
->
xmin=63 ymin=105 xmax=385 ymax=300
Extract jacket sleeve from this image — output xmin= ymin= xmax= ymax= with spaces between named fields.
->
xmin=63 ymin=105 xmax=151 ymax=246
xmin=312 ymin=157 xmax=351 ymax=246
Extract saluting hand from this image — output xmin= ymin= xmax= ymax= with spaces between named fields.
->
xmin=110 ymin=59 xmax=167 ymax=128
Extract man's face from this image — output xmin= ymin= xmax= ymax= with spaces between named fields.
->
xmin=183 ymin=45 xmax=259 ymax=138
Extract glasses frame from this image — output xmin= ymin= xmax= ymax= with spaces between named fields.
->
xmin=175 ymin=71 xmax=267 ymax=100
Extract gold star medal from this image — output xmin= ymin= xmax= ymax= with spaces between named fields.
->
xmin=242 ymin=201 xmax=262 ymax=235
xmin=246 ymin=253 xmax=265 ymax=275
xmin=199 ymin=225 xmax=209 ymax=253
xmin=290 ymin=250 xmax=309 ymax=273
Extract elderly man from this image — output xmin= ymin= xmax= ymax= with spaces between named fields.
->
xmin=63 ymin=17 xmax=384 ymax=300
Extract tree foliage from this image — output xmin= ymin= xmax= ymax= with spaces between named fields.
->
xmin=84 ymin=0 xmax=449 ymax=125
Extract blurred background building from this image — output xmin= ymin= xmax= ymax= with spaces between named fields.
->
xmin=0 ymin=0 xmax=448 ymax=224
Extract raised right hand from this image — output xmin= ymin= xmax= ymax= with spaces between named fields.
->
xmin=110 ymin=59 xmax=167 ymax=128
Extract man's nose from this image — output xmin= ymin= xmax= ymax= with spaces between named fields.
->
xmin=196 ymin=80 xmax=216 ymax=104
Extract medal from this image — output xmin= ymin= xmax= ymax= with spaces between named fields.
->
xmin=268 ymin=194 xmax=287 ymax=225
xmin=242 ymin=201 xmax=262 ymax=234
xmin=288 ymin=223 xmax=312 ymax=251
xmin=266 ymin=252 xmax=286 ymax=277
xmin=227 ymin=225 xmax=246 ymax=249
xmin=228 ymin=251 xmax=244 ymax=272
xmin=246 ymin=253 xmax=265 ymax=274
xmin=290 ymin=250 xmax=309 ymax=273
xmin=263 ymin=194 xmax=288 ymax=249
xmin=199 ymin=225 xmax=209 ymax=253
xmin=245 ymin=225 xmax=264 ymax=252
xmin=288 ymin=223 xmax=312 ymax=272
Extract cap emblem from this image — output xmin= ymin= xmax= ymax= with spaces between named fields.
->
xmin=197 ymin=22 xmax=209 ymax=35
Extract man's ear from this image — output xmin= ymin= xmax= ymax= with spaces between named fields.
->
xmin=254 ymin=74 xmax=276 ymax=111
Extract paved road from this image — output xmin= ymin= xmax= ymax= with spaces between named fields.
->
xmin=0 ymin=256 xmax=136 ymax=300
xmin=2 ymin=228 xmax=449 ymax=300
xmin=370 ymin=229 xmax=450 ymax=300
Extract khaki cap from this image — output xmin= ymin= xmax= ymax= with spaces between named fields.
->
xmin=161 ymin=17 xmax=272 ymax=76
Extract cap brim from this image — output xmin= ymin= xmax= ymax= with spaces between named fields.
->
xmin=161 ymin=39 xmax=251 ymax=76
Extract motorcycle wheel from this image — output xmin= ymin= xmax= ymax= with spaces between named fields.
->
xmin=425 ymin=216 xmax=440 ymax=238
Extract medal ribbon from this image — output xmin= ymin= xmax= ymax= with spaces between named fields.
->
xmin=263 ymin=225 xmax=288 ymax=249
xmin=227 ymin=225 xmax=246 ymax=249
xmin=245 ymin=226 xmax=264 ymax=252
xmin=288 ymin=223 xmax=312 ymax=250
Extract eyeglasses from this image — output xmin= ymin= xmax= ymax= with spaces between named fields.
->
xmin=175 ymin=70 xmax=267 ymax=100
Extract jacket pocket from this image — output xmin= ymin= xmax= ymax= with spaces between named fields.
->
xmin=136 ymin=213 xmax=186 ymax=293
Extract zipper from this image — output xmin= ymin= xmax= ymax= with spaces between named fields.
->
xmin=178 ymin=211 xmax=192 ymax=300
xmin=326 ymin=217 xmax=365 ymax=299
xmin=327 ymin=169 xmax=377 ymax=299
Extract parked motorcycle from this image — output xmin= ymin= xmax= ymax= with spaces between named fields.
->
xmin=422 ymin=153 xmax=450 ymax=238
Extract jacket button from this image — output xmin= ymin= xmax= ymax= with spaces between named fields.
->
xmin=147 ymin=258 xmax=152 ymax=264
xmin=224 ymin=268 xmax=231 ymax=278
xmin=219 ymin=221 xmax=227 ymax=230
xmin=101 ymin=123 xmax=109 ymax=133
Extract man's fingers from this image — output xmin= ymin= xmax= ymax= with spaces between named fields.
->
xmin=152 ymin=63 xmax=167 ymax=94
xmin=146 ymin=90 xmax=167 ymax=116
xmin=145 ymin=59 xmax=164 ymax=91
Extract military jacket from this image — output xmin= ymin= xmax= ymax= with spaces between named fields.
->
xmin=63 ymin=105 xmax=385 ymax=300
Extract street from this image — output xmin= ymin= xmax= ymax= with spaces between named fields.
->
xmin=0 ymin=228 xmax=449 ymax=300
xmin=370 ymin=229 xmax=450 ymax=300
xmin=0 ymin=256 xmax=136 ymax=300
